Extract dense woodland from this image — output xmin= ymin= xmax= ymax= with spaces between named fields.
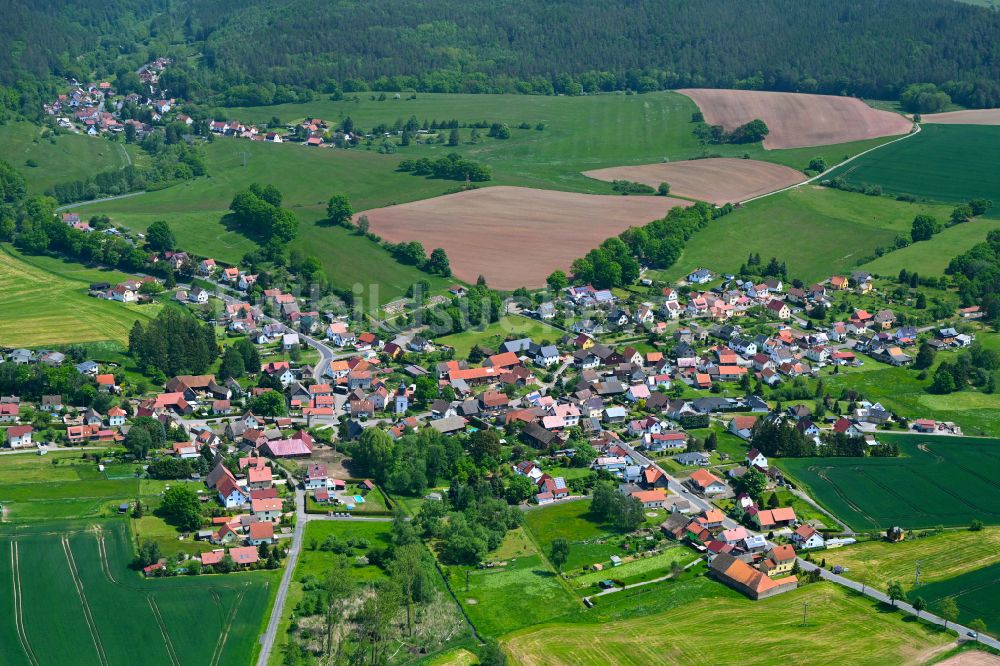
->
xmin=4 ymin=0 xmax=1000 ymax=119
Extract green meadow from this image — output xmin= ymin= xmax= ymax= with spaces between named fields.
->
xmin=664 ymin=186 xmax=955 ymax=283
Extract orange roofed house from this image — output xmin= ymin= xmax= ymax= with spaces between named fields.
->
xmin=709 ymin=552 xmax=797 ymax=600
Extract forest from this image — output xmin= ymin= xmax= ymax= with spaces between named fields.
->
xmin=5 ymin=0 xmax=1000 ymax=119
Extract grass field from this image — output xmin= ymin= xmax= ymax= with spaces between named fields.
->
xmin=822 ymin=360 xmax=1000 ymax=438
xmin=297 ymin=520 xmax=392 ymax=583
xmin=663 ymin=186 xmax=956 ymax=283
xmin=522 ymin=500 xmax=625 ymax=572
xmin=777 ymin=433 xmax=1000 ymax=531
xmin=435 ymin=315 xmax=563 ymax=356
xmin=0 ymin=244 xmax=159 ymax=347
xmin=572 ymin=547 xmax=696 ymax=590
xmin=502 ymin=581 xmax=952 ymax=665
xmin=862 ymin=217 xmax=1000 ymax=275
xmin=0 ymin=519 xmax=274 ymax=666
xmin=827 ymin=124 xmax=1000 ymax=210
xmin=0 ymin=122 xmax=139 ymax=194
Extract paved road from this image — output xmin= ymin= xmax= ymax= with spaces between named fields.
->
xmin=797 ymin=559 xmax=999 ymax=650
xmin=256 ymin=487 xmax=305 ymax=666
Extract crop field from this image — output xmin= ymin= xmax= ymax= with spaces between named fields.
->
xmin=0 ymin=245 xmax=158 ymax=347
xmin=910 ymin=562 xmax=1000 ymax=634
xmin=677 ymin=89 xmax=912 ymax=149
xmin=826 ymin=124 xmax=1000 ymax=207
xmin=502 ymin=581 xmax=951 ymax=665
xmin=435 ymin=315 xmax=562 ymax=356
xmin=777 ymin=434 xmax=1000 ymax=531
xmin=363 ymin=186 xmax=688 ymax=289
xmin=663 ymin=186 xmax=956 ymax=283
xmin=0 ymin=122 xmax=140 ymax=194
xmin=583 ymin=158 xmax=805 ymax=205
xmin=0 ymin=519 xmax=274 ymax=666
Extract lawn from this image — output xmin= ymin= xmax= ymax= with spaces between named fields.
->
xmin=572 ymin=547 xmax=696 ymax=589
xmin=827 ymin=528 xmax=1000 ymax=591
xmin=777 ymin=433 xmax=1000 ymax=531
xmin=826 ymin=124 xmax=1000 ymax=209
xmin=445 ymin=548 xmax=581 ymax=638
xmin=0 ymin=121 xmax=138 ymax=194
xmin=0 ymin=519 xmax=275 ymax=666
xmin=663 ymin=186 xmax=956 ymax=284
xmin=435 ymin=315 xmax=563 ymax=356
xmin=297 ymin=520 xmax=393 ymax=583
xmin=0 ymin=244 xmax=159 ymax=347
xmin=502 ymin=581 xmax=952 ymax=665
xmin=522 ymin=500 xmax=625 ymax=570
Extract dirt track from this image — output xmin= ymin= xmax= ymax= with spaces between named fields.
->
xmin=678 ymin=89 xmax=912 ymax=149
xmin=360 ymin=186 xmax=690 ymax=289
xmin=923 ymin=109 xmax=1000 ymax=125
xmin=583 ymin=158 xmax=805 ymax=205
xmin=936 ymin=652 xmax=1000 ymax=666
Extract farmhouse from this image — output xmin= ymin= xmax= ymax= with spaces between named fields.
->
xmin=686 ymin=469 xmax=727 ymax=495
xmin=709 ymin=552 xmax=797 ymax=600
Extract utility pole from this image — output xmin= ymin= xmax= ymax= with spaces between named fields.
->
xmin=802 ymin=601 xmax=809 ymax=626
xmin=237 ymin=151 xmax=249 ymax=167
xmin=915 ymin=560 xmax=921 ymax=587
xmin=465 ymin=569 xmax=470 ymax=592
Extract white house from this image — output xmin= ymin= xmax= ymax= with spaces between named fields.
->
xmin=282 ymin=333 xmax=300 ymax=351
xmin=746 ymin=448 xmax=768 ymax=469
xmin=792 ymin=524 xmax=825 ymax=550
xmin=534 ymin=345 xmax=560 ymax=367
xmin=189 ymin=287 xmax=210 ymax=304
xmin=6 ymin=425 xmax=33 ymax=449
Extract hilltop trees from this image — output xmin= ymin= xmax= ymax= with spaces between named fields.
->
xmin=228 ymin=183 xmax=298 ymax=243
xmin=911 ymin=214 xmax=941 ymax=242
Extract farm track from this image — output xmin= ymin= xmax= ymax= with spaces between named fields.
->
xmin=146 ymin=595 xmax=181 ymax=666
xmin=95 ymin=530 xmax=118 ymax=584
xmin=210 ymin=583 xmax=248 ymax=666
xmin=925 ymin=444 xmax=1000 ymax=495
xmin=61 ymin=536 xmax=109 ymax=666
xmin=10 ymin=541 xmax=39 ymax=666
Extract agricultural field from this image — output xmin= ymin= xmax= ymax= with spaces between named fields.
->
xmin=826 ymin=124 xmax=1000 ymax=207
xmin=909 ymin=562 xmax=1000 ymax=634
xmin=435 ymin=315 xmax=562 ymax=356
xmin=0 ymin=519 xmax=274 ymax=666
xmin=663 ymin=186 xmax=956 ymax=283
xmin=502 ymin=581 xmax=952 ymax=665
xmin=361 ymin=186 xmax=688 ymax=289
xmin=0 ymin=244 xmax=159 ymax=347
xmin=923 ymin=109 xmax=1000 ymax=125
xmin=777 ymin=434 xmax=1000 ymax=531
xmin=827 ymin=528 xmax=1000 ymax=591
xmin=80 ymin=92 xmax=905 ymax=300
xmin=583 ymin=158 xmax=806 ymax=205
xmin=0 ymin=122 xmax=140 ymax=194
xmin=677 ymin=88 xmax=912 ymax=149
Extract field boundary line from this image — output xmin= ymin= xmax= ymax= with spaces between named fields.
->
xmin=146 ymin=595 xmax=181 ymax=666
xmin=62 ymin=536 xmax=109 ymax=666
xmin=10 ymin=541 xmax=40 ymax=666
xmin=211 ymin=583 xmax=248 ymax=666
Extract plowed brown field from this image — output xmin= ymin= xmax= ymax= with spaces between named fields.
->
xmin=583 ymin=157 xmax=805 ymax=204
xmin=359 ymin=186 xmax=690 ymax=289
xmin=678 ymin=89 xmax=911 ymax=149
